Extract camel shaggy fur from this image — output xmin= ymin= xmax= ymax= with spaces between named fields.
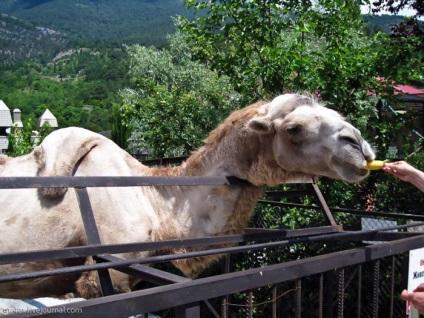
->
xmin=0 ymin=94 xmax=375 ymax=299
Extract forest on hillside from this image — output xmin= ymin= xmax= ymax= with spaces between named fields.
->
xmin=0 ymin=13 xmax=67 ymax=63
xmin=0 ymin=0 xmax=419 ymax=135
xmin=0 ymin=0 xmax=193 ymax=132
xmin=0 ymin=0 xmax=190 ymax=45
xmin=1 ymin=2 xmax=423 ymax=317
xmin=0 ymin=45 xmax=129 ymax=132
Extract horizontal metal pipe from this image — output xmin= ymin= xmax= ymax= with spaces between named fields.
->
xmin=0 ymin=227 xmax=340 ymax=265
xmin=11 ymin=234 xmax=424 ymax=318
xmin=2 ymin=224 xmax=424 ymax=284
xmin=0 ymin=176 xmax=251 ymax=189
xmin=258 ymin=200 xmax=424 ymax=220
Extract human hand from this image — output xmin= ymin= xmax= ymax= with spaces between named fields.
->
xmin=382 ymin=161 xmax=416 ymax=182
xmin=401 ymin=288 xmax=424 ymax=314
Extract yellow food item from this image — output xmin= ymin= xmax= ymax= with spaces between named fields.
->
xmin=365 ymin=160 xmax=389 ymax=170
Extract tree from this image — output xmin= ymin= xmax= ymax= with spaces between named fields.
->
xmin=370 ymin=0 xmax=424 ymax=17
xmin=174 ymin=0 xmax=424 ymax=262
xmin=118 ymin=33 xmax=244 ymax=158
xmin=370 ymin=0 xmax=424 ymax=71
xmin=176 ymin=0 xmax=401 ymax=123
xmin=176 ymin=0 xmax=422 ymax=165
xmin=7 ymin=119 xmax=52 ymax=157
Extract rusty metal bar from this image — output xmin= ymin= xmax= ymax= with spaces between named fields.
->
xmin=310 ymin=183 xmax=338 ymax=227
xmin=372 ymin=260 xmax=380 ymax=318
xmin=246 ymin=291 xmax=253 ymax=318
xmin=337 ymin=269 xmax=345 ymax=318
xmin=221 ymin=298 xmax=228 ymax=318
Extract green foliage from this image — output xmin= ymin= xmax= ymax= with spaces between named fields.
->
xmin=7 ymin=119 xmax=51 ymax=157
xmin=118 ymin=33 xmax=244 ymax=157
xmin=0 ymin=46 xmax=129 ymax=132
xmin=0 ymin=13 xmax=66 ymax=64
xmin=170 ymin=3 xmax=424 ymax=315
xmin=111 ymin=103 xmax=129 ymax=150
xmin=363 ymin=14 xmax=406 ymax=34
xmin=177 ymin=0 xmax=423 ymax=206
xmin=373 ymin=142 xmax=424 ymax=213
xmin=178 ymin=0 xmax=379 ymax=104
xmin=0 ymin=0 xmax=192 ymax=55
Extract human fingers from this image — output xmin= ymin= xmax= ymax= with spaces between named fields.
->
xmin=401 ymin=289 xmax=412 ymax=301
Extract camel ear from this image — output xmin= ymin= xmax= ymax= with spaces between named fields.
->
xmin=248 ymin=117 xmax=273 ymax=134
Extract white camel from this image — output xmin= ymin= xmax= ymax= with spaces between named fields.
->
xmin=0 ymin=94 xmax=375 ymax=299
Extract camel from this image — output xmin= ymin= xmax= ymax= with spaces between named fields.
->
xmin=0 ymin=94 xmax=375 ymax=299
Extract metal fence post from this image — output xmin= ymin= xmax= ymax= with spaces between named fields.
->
xmin=296 ymin=279 xmax=302 ymax=318
xmin=372 ymin=260 xmax=380 ymax=318
xmin=357 ymin=265 xmax=362 ymax=318
xmin=246 ymin=291 xmax=253 ymax=318
xmin=75 ymin=187 xmax=114 ymax=297
xmin=319 ymin=274 xmax=324 ymax=318
xmin=337 ymin=269 xmax=345 ymax=318
xmin=272 ymin=286 xmax=277 ymax=318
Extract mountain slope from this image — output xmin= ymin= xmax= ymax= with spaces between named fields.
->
xmin=363 ymin=14 xmax=407 ymax=34
xmin=0 ymin=13 xmax=66 ymax=63
xmin=0 ymin=0 xmax=190 ymax=44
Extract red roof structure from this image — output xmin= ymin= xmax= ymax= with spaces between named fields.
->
xmin=395 ymin=84 xmax=424 ymax=95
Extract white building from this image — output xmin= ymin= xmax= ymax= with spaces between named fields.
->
xmin=0 ymin=100 xmax=58 ymax=154
xmin=0 ymin=100 xmax=13 ymax=153
xmin=38 ymin=109 xmax=58 ymax=128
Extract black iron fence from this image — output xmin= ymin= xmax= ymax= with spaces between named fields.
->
xmin=0 ymin=176 xmax=423 ymax=318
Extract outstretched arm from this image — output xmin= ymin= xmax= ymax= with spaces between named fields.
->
xmin=382 ymin=161 xmax=424 ymax=192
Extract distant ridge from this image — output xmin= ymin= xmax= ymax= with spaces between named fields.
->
xmin=0 ymin=0 xmax=409 ymax=64
xmin=363 ymin=14 xmax=407 ymax=34
xmin=0 ymin=0 xmax=191 ymax=45
xmin=0 ymin=13 xmax=66 ymax=63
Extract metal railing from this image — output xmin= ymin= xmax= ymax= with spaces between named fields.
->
xmin=0 ymin=176 xmax=423 ymax=318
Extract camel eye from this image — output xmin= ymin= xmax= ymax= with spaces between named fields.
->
xmin=285 ymin=125 xmax=305 ymax=144
xmin=340 ymin=136 xmax=360 ymax=149
xmin=286 ymin=126 xmax=302 ymax=135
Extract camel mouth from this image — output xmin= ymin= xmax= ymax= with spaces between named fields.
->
xmin=332 ymin=159 xmax=370 ymax=183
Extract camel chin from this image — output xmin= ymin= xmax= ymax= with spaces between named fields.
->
xmin=332 ymin=161 xmax=370 ymax=183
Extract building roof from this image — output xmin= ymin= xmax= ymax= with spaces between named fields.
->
xmin=395 ymin=84 xmax=424 ymax=96
xmin=38 ymin=109 xmax=58 ymax=128
xmin=0 ymin=100 xmax=12 ymax=127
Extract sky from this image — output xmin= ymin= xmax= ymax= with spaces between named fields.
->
xmin=360 ymin=4 xmax=417 ymax=16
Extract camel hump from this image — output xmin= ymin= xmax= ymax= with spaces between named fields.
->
xmin=36 ymin=127 xmax=107 ymax=198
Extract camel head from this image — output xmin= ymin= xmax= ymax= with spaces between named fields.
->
xmin=247 ymin=94 xmax=375 ymax=183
